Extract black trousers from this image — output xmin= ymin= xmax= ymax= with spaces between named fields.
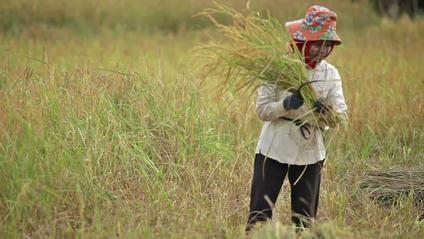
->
xmin=246 ymin=153 xmax=324 ymax=231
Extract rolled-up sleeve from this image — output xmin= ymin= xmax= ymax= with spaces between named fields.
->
xmin=255 ymin=82 xmax=290 ymax=121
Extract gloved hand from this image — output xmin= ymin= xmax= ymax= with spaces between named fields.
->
xmin=314 ymin=97 xmax=331 ymax=113
xmin=283 ymin=90 xmax=304 ymax=110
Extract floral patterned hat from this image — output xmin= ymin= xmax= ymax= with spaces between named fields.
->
xmin=285 ymin=5 xmax=342 ymax=45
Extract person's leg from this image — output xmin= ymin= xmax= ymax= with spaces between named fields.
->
xmin=287 ymin=160 xmax=323 ymax=229
xmin=246 ymin=153 xmax=288 ymax=232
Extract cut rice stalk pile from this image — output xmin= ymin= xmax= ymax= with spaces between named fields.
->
xmin=359 ymin=170 xmax=424 ymax=208
xmin=195 ymin=3 xmax=343 ymax=128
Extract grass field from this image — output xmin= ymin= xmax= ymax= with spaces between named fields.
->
xmin=1 ymin=0 xmax=424 ymax=238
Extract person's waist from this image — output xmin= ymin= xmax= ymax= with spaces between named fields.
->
xmin=281 ymin=116 xmax=310 ymax=128
xmin=280 ymin=116 xmax=322 ymax=139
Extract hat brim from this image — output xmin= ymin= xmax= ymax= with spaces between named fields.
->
xmin=285 ymin=19 xmax=342 ymax=45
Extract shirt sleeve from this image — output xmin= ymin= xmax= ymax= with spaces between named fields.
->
xmin=327 ymin=69 xmax=348 ymax=120
xmin=256 ymin=82 xmax=291 ymax=121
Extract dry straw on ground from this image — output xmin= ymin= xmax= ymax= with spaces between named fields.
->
xmin=360 ymin=170 xmax=424 ymax=212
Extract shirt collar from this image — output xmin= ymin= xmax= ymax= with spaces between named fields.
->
xmin=308 ymin=60 xmax=326 ymax=72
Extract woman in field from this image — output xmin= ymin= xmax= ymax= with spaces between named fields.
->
xmin=246 ymin=5 xmax=348 ymax=232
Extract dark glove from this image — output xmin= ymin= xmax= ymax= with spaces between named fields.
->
xmin=314 ymin=97 xmax=330 ymax=113
xmin=283 ymin=91 xmax=304 ymax=110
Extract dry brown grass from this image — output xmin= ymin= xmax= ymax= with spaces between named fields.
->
xmin=1 ymin=1 xmax=424 ymax=238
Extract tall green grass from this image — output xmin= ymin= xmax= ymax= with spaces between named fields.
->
xmin=1 ymin=0 xmax=424 ymax=238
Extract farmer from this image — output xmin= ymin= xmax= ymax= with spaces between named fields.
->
xmin=246 ymin=5 xmax=348 ymax=232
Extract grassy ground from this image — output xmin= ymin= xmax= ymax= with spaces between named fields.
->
xmin=1 ymin=0 xmax=424 ymax=238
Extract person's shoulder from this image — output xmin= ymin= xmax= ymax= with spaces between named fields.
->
xmin=321 ymin=60 xmax=341 ymax=79
xmin=321 ymin=60 xmax=338 ymax=71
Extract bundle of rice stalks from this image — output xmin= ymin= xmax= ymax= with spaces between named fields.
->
xmin=359 ymin=170 xmax=424 ymax=209
xmin=195 ymin=3 xmax=343 ymax=128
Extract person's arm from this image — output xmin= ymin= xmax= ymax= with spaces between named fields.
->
xmin=327 ymin=70 xmax=348 ymax=122
xmin=256 ymin=82 xmax=302 ymax=121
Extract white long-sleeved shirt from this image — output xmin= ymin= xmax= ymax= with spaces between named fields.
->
xmin=255 ymin=60 xmax=348 ymax=165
